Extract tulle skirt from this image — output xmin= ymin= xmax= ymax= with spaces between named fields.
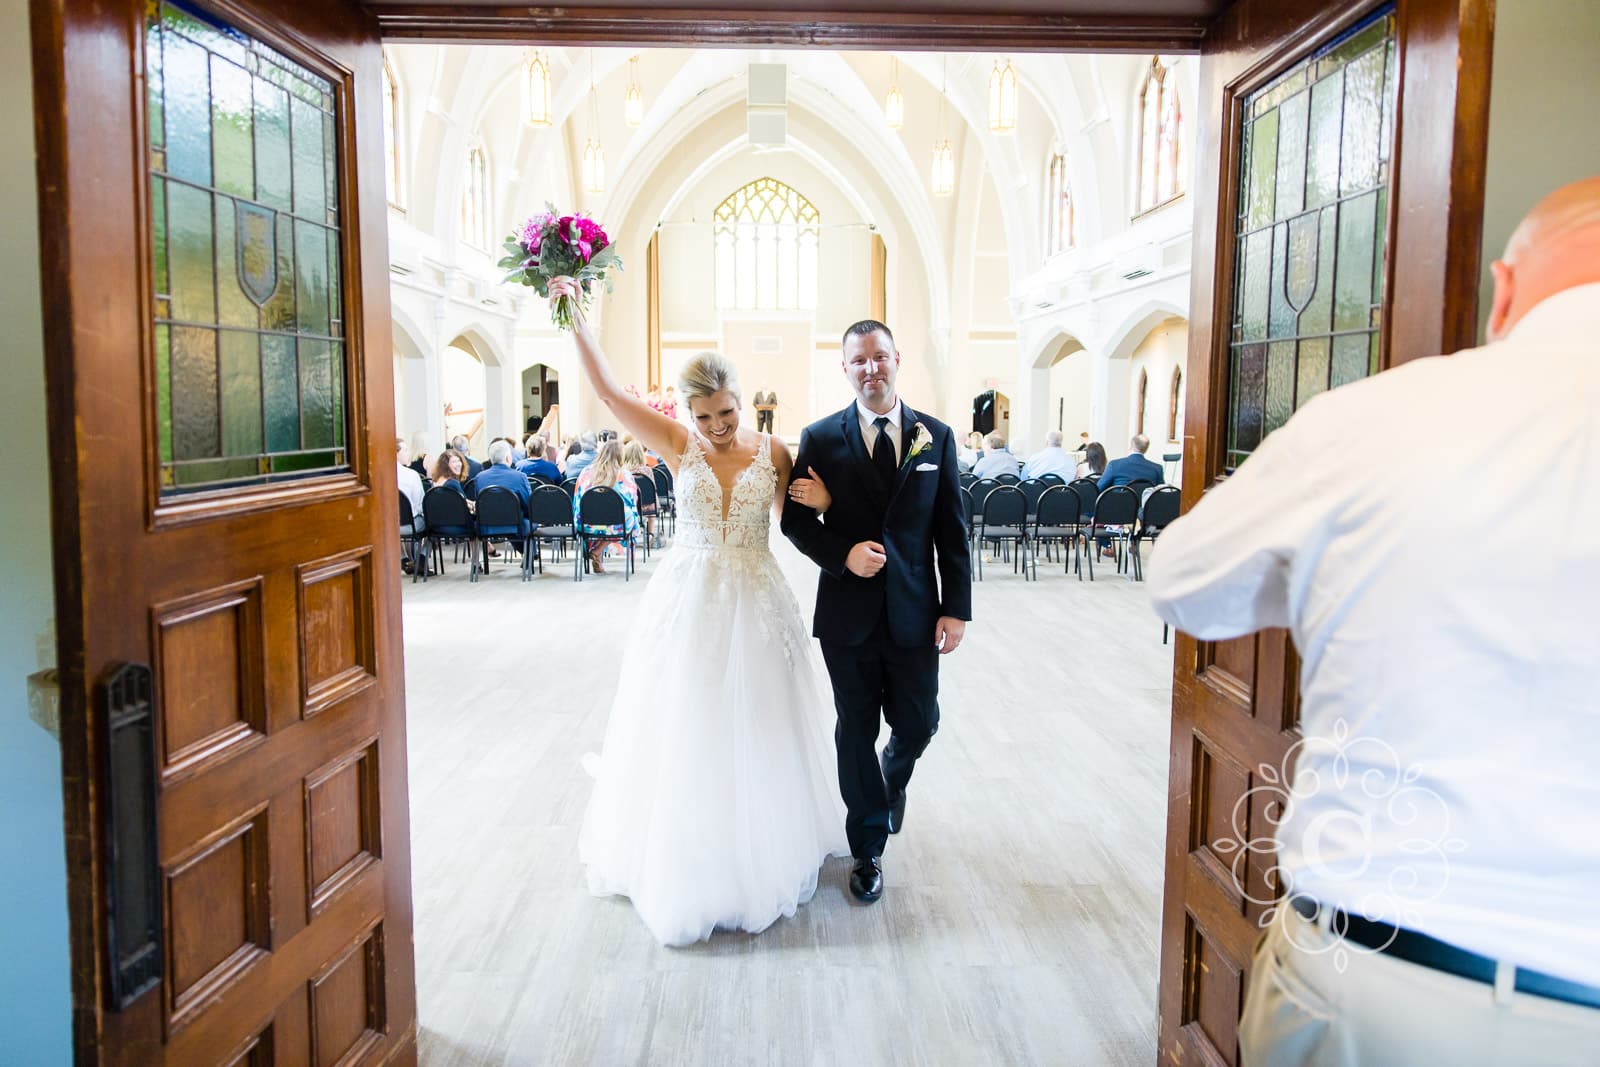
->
xmin=577 ymin=539 xmax=849 ymax=946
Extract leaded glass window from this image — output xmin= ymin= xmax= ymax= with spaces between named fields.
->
xmin=713 ymin=178 xmax=820 ymax=311
xmin=1137 ymin=57 xmax=1184 ymax=214
xmin=1045 ymin=149 xmax=1074 ymax=256
xmin=146 ymin=0 xmax=348 ymax=494
xmin=1225 ymin=7 xmax=1396 ymax=469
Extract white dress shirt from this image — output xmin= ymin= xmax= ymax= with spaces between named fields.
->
xmin=1022 ymin=445 xmax=1077 ymax=480
xmin=396 ymin=461 xmax=425 ymax=519
xmin=856 ymin=397 xmax=904 ymax=465
xmin=971 ymin=448 xmax=1021 ymax=480
xmin=1147 ymin=283 xmax=1600 ymax=986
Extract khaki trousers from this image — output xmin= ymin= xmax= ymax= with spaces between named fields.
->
xmin=1240 ymin=904 xmax=1600 ymax=1067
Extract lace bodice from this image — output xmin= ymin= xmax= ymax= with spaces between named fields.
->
xmin=675 ymin=434 xmax=775 ymax=550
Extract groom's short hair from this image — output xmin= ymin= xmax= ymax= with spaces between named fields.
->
xmin=842 ymin=319 xmax=895 ymax=349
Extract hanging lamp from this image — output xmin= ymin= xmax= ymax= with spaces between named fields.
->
xmin=522 ymin=49 xmax=552 ymax=128
xmin=624 ymin=55 xmax=643 ymax=127
xmin=988 ymin=58 xmax=1017 ymax=133
xmin=884 ymin=56 xmax=904 ymax=129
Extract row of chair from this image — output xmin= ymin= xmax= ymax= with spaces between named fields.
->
xmin=401 ymin=464 xmax=677 ymax=583
xmin=962 ymin=476 xmax=1179 ymax=581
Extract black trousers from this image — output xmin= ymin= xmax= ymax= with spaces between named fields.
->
xmin=820 ymin=613 xmax=940 ymax=859
xmin=756 ymin=409 xmax=774 ymax=432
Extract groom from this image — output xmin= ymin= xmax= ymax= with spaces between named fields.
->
xmin=782 ymin=320 xmax=972 ymax=903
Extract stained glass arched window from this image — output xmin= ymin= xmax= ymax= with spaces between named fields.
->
xmin=713 ymin=178 xmax=820 ymax=311
xmin=382 ymin=55 xmax=402 ymax=208
xmin=1137 ymin=367 xmax=1149 ymax=435
xmin=1045 ymin=148 xmax=1074 ymax=256
xmin=461 ymin=145 xmax=489 ymax=248
xmin=1137 ymin=57 xmax=1184 ymax=213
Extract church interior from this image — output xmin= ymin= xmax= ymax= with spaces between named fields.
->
xmin=4 ymin=0 xmax=1598 ymax=1063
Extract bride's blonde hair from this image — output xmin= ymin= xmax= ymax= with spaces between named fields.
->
xmin=678 ymin=351 xmax=740 ymax=405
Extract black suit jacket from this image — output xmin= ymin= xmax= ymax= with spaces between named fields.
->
xmin=782 ymin=402 xmax=972 ymax=648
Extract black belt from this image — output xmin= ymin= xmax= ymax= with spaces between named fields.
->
xmin=1290 ymin=896 xmax=1600 ymax=1011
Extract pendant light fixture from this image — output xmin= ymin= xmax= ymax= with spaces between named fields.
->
xmin=624 ymin=55 xmax=644 ymax=127
xmin=582 ymin=51 xmax=605 ymax=194
xmin=884 ymin=56 xmax=904 ymax=129
xmin=931 ymin=55 xmax=954 ymax=197
xmin=522 ymin=49 xmax=552 ymax=128
xmin=988 ymin=57 xmax=1017 ymax=134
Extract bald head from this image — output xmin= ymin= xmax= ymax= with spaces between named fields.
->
xmin=1488 ymin=177 xmax=1600 ymax=341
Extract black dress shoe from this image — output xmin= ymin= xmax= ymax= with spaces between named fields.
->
xmin=849 ymin=857 xmax=884 ymax=903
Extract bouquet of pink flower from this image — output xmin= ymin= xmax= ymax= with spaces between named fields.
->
xmin=499 ymin=204 xmax=623 ymax=330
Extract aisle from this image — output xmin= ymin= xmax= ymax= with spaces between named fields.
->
xmin=404 ymin=532 xmax=1172 ymax=1066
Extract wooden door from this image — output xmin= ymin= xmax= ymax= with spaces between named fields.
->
xmin=1158 ymin=0 xmax=1491 ymax=1062
xmin=34 ymin=0 xmax=416 ymax=1062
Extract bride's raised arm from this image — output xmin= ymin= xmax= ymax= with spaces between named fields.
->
xmin=551 ymin=276 xmax=687 ymax=461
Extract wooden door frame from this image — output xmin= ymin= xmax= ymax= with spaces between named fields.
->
xmin=1163 ymin=0 xmax=1492 ymax=1061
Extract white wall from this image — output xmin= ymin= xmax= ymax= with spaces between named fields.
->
xmin=1478 ymin=0 xmax=1600 ymax=338
xmin=1121 ymin=318 xmax=1188 ymax=478
xmin=1 ymin=1 xmax=72 ymax=1055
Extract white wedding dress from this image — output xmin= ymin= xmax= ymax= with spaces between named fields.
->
xmin=578 ymin=432 xmax=849 ymax=946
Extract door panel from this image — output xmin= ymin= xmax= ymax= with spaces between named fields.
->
xmin=34 ymin=0 xmax=416 ymax=1062
xmin=1159 ymin=0 xmax=1492 ymax=1062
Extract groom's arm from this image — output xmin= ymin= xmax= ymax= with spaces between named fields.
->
xmin=931 ymin=426 xmax=973 ymax=621
xmin=781 ymin=427 xmax=854 ymax=577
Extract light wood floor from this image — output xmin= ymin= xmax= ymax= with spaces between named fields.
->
xmin=403 ymin=533 xmax=1173 ymax=1066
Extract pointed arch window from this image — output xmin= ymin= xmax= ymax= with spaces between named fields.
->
xmin=1136 ymin=56 xmax=1184 ymax=214
xmin=1045 ymin=148 xmax=1075 ymax=256
xmin=713 ymin=178 xmax=820 ymax=311
xmin=461 ymin=145 xmax=490 ymax=249
xmin=1137 ymin=367 xmax=1149 ymax=435
xmin=1169 ymin=366 xmax=1183 ymax=441
xmin=382 ymin=54 xmax=403 ymax=209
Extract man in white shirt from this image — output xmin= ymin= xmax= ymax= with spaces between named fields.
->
xmin=1147 ymin=178 xmax=1600 ymax=1063
xmin=970 ymin=432 xmax=1021 ymax=479
xmin=1021 ymin=430 xmax=1077 ymax=480
xmin=396 ymin=437 xmax=425 ymax=526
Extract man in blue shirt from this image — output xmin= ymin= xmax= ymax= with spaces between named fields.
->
xmin=1098 ymin=433 xmax=1165 ymax=490
xmin=515 ymin=436 xmax=562 ymax=483
xmin=564 ymin=432 xmax=599 ymax=482
xmin=971 ymin=432 xmax=1022 ymax=479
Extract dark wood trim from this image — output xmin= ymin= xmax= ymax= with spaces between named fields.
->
xmin=372 ymin=5 xmax=1208 ymax=50
xmin=1386 ymin=0 xmax=1495 ymax=365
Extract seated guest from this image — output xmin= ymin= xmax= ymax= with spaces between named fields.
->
xmin=1076 ymin=441 xmax=1108 ymax=481
xmin=573 ymin=440 xmax=639 ymax=575
xmin=621 ymin=440 xmax=658 ymax=540
xmin=564 ymin=432 xmax=599 ymax=481
xmin=407 ymin=433 xmax=432 ymax=482
xmin=1022 ymin=430 xmax=1077 ymax=480
xmin=449 ymin=434 xmax=484 ymax=479
xmin=396 ymin=438 xmax=426 ymax=528
xmin=971 ymin=432 xmax=1022 ymax=479
xmin=472 ymin=439 xmax=532 ymax=508
xmin=430 ymin=450 xmax=470 ymax=495
xmin=958 ymin=431 xmax=984 ymax=472
xmin=1097 ymin=433 xmax=1165 ymax=491
xmin=516 ymin=436 xmax=562 ymax=483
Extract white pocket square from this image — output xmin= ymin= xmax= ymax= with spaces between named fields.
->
xmin=915 ymin=462 xmax=939 ymax=472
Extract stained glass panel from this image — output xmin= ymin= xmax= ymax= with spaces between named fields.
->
xmin=147 ymin=0 xmax=347 ymax=494
xmin=1225 ymin=6 xmax=1395 ymax=469
xmin=713 ymin=177 xmax=820 ymax=311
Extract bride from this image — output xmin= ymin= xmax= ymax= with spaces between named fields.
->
xmin=548 ymin=277 xmax=849 ymax=946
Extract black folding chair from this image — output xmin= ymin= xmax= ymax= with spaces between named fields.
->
xmin=1038 ymin=473 xmax=1067 ymax=487
xmin=528 ymin=484 xmax=576 ymax=573
xmin=1068 ymin=480 xmax=1101 ymax=579
xmin=1019 ymin=478 xmax=1049 ymax=522
xmin=1030 ymin=485 xmax=1083 ymax=577
xmin=959 ymin=485 xmax=975 ymax=535
xmin=1131 ymin=485 xmax=1181 ymax=582
xmin=561 ymin=478 xmax=579 ymax=497
xmin=959 ymin=472 xmax=979 ymax=490
xmin=421 ymin=486 xmax=478 ymax=581
xmin=576 ymin=486 xmax=635 ymax=582
xmin=399 ymin=493 xmax=424 ymax=582
xmin=652 ymin=465 xmax=675 ymax=537
xmin=967 ymin=478 xmax=1002 ymax=558
xmin=975 ymin=484 xmax=1030 ymax=580
xmin=474 ymin=486 xmax=534 ymax=581
xmin=1084 ymin=485 xmax=1140 ymax=581
xmin=632 ymin=473 xmax=659 ymax=558
xmin=995 ymin=472 xmax=1021 ymax=485
xmin=1126 ymin=479 xmax=1156 ymax=501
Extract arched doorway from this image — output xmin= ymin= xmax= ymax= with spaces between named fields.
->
xmin=442 ymin=338 xmax=488 ymax=454
xmin=521 ymin=362 xmax=559 ymax=433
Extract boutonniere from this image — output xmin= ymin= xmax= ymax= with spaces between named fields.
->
xmin=903 ymin=422 xmax=934 ymax=467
